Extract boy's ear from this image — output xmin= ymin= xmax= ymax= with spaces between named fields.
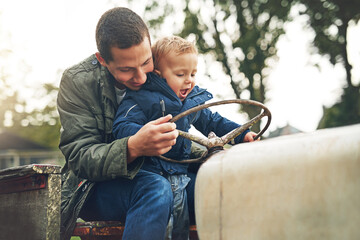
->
xmin=154 ymin=69 xmax=162 ymax=76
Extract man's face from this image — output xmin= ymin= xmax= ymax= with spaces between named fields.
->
xmin=157 ymin=51 xmax=197 ymax=101
xmin=96 ymin=37 xmax=154 ymax=90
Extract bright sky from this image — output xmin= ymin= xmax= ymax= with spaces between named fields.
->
xmin=1 ymin=0 xmax=359 ymax=134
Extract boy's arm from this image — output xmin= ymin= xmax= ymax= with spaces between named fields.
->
xmin=112 ymin=99 xmax=147 ymax=139
xmin=192 ymin=108 xmax=250 ymax=144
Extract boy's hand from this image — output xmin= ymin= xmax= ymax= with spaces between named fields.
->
xmin=243 ymin=131 xmax=259 ymax=142
xmin=127 ymin=114 xmax=178 ymax=163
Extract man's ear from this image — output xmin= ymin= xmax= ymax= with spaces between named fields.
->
xmin=95 ymin=52 xmax=107 ymax=67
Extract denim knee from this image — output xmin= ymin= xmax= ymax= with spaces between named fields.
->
xmin=157 ymin=176 xmax=173 ymax=210
xmin=135 ymin=173 xmax=173 ymax=211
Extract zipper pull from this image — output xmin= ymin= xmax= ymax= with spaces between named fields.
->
xmin=160 ymin=99 xmax=166 ymax=117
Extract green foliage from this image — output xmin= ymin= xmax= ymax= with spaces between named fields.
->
xmin=296 ymin=0 xmax=360 ymax=128
xmin=297 ymin=0 xmax=360 ymax=65
xmin=318 ymin=86 xmax=360 ymax=129
xmin=0 ymin=82 xmax=61 ymax=149
xmin=10 ymin=119 xmax=61 ymax=150
xmin=1 ymin=24 xmax=61 ymax=149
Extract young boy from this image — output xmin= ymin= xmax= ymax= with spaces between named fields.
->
xmin=112 ymin=36 xmax=257 ymax=239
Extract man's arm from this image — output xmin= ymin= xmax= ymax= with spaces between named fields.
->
xmin=57 ymin=72 xmax=136 ymax=181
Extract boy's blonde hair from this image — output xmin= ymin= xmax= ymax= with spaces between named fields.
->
xmin=152 ymin=36 xmax=198 ymax=70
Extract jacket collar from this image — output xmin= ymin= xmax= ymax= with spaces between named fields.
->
xmin=143 ymin=72 xmax=180 ymax=102
xmin=102 ymin=66 xmax=118 ymax=108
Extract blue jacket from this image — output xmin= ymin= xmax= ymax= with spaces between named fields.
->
xmin=112 ymin=72 xmax=249 ymax=174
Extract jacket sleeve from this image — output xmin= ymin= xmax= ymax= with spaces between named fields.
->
xmin=192 ymin=108 xmax=249 ymax=144
xmin=57 ymin=70 xmax=142 ymax=182
xmin=112 ymin=97 xmax=148 ymax=139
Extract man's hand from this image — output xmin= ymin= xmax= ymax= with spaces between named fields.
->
xmin=127 ymin=114 xmax=178 ymax=163
xmin=243 ymin=131 xmax=260 ymax=143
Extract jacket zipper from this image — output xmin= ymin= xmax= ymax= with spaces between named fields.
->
xmin=160 ymin=99 xmax=166 ymax=117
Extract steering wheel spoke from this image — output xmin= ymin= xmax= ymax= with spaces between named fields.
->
xmin=178 ymin=130 xmax=211 ymax=147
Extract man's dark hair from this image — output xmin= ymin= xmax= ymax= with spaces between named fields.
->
xmin=96 ymin=7 xmax=150 ymax=63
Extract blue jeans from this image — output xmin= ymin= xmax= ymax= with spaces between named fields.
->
xmin=80 ymin=169 xmax=196 ymax=240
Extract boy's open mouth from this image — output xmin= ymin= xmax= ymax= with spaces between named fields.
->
xmin=179 ymin=89 xmax=188 ymax=99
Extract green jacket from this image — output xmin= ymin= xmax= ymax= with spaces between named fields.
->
xmin=57 ymin=54 xmax=143 ymax=240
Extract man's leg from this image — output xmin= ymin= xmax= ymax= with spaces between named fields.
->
xmin=80 ymin=169 xmax=173 ymax=240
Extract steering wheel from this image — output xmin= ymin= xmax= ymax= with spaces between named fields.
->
xmin=159 ymin=99 xmax=271 ymax=163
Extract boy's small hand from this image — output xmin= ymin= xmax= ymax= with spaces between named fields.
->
xmin=243 ymin=131 xmax=259 ymax=142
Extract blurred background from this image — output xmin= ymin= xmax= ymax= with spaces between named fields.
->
xmin=0 ymin=0 xmax=359 ymax=168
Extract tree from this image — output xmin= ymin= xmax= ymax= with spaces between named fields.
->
xmin=0 ymin=50 xmax=60 ymax=149
xmin=9 ymin=84 xmax=61 ymax=149
xmin=0 ymin=81 xmax=61 ymax=149
xmin=0 ymin=10 xmax=61 ymax=149
xmin=296 ymin=0 xmax=360 ymax=128
xmin=0 ymin=49 xmax=23 ymax=130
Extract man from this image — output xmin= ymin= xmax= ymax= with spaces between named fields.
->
xmin=57 ymin=7 xmax=200 ymax=240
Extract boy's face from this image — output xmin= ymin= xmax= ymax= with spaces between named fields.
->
xmin=157 ymin=51 xmax=197 ymax=101
xmin=96 ymin=37 xmax=154 ymax=90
